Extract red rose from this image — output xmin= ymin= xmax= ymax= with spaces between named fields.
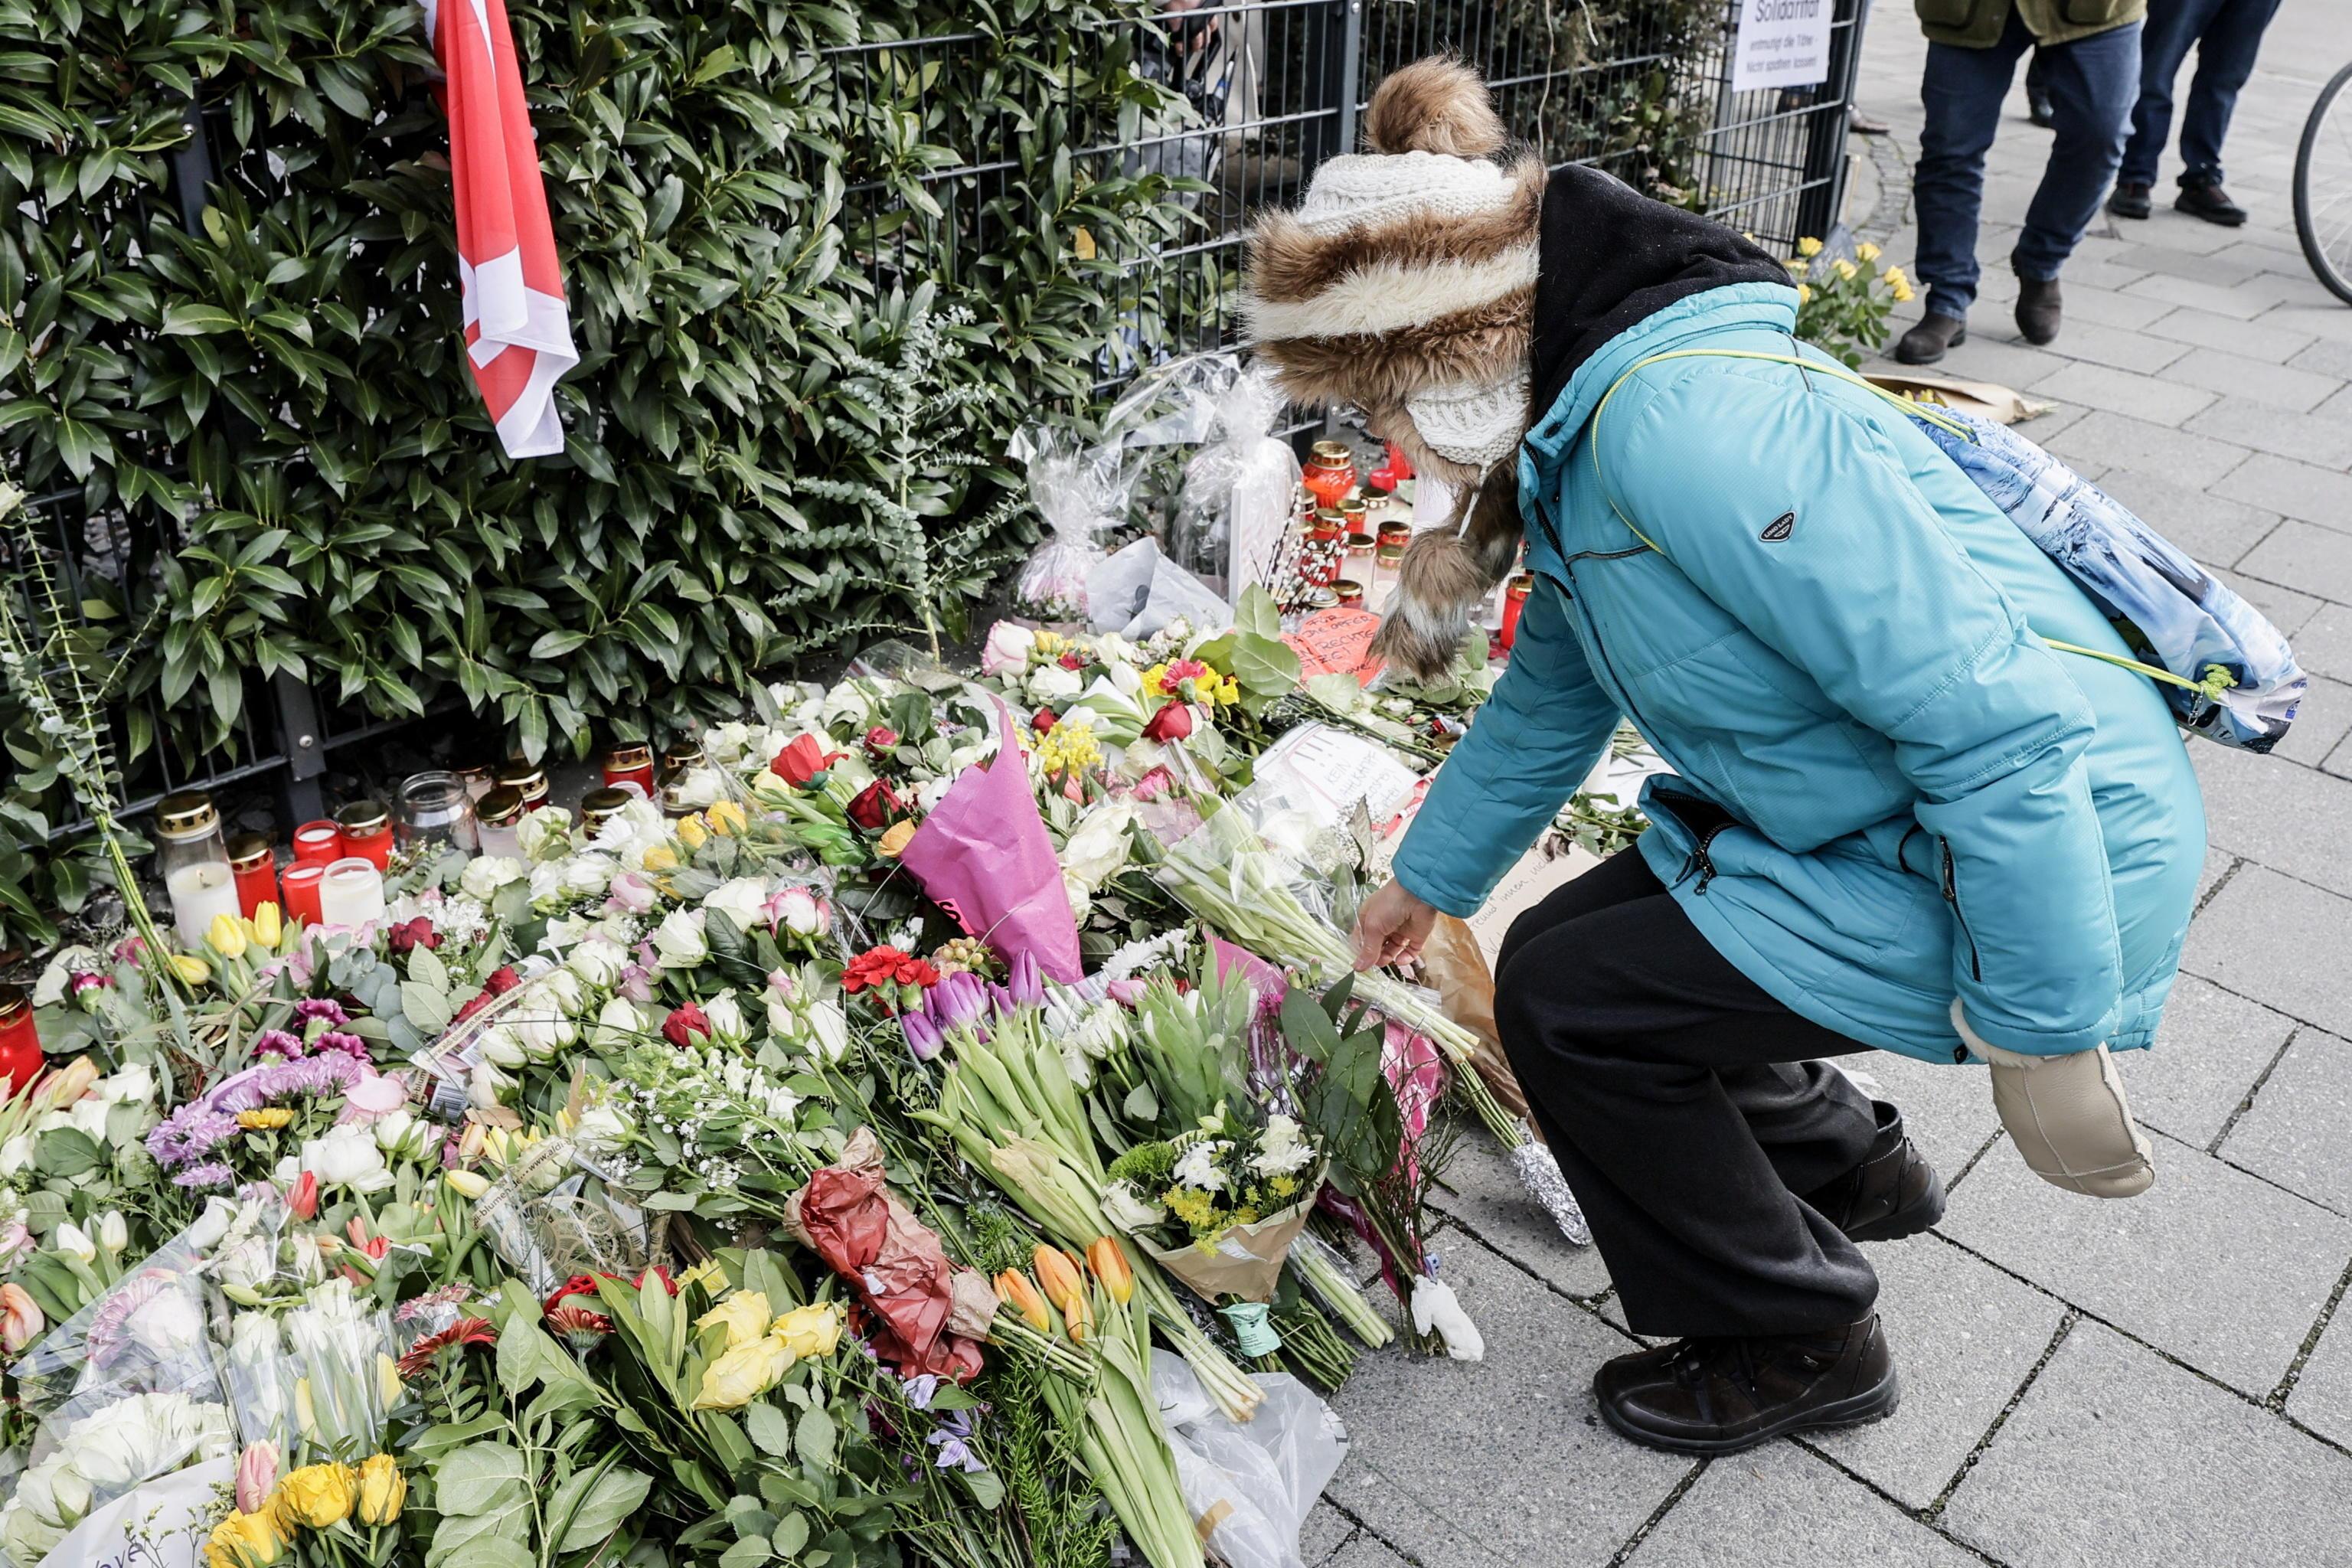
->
xmin=863 ymin=725 xmax=900 ymax=757
xmin=1031 ymin=707 xmax=1057 ymax=734
xmin=1142 ymin=701 xmax=1194 ymax=743
xmin=1058 ymin=651 xmax=1084 ymax=671
xmin=846 ymin=778 xmax=905 ymax=831
xmin=770 ymin=733 xmax=846 ymax=786
xmin=454 ymin=992 xmax=491 ymax=1024
xmin=484 ymin=965 xmax=521 ymax=996
xmin=386 ymin=916 xmax=440 ymax=956
xmin=545 ymin=1272 xmax=607 ymax=1313
xmin=662 ymin=1004 xmax=710 ymax=1047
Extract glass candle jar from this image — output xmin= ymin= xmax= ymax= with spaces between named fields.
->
xmin=1334 ymin=579 xmax=1366 ymax=606
xmin=227 ymin=834 xmax=280 ymax=919
xmin=317 ymin=857 xmax=387 ymax=927
xmin=494 ymin=761 xmax=550 ymax=812
xmin=602 ymin=742 xmax=655 ymax=799
xmin=454 ymin=761 xmax=497 ymax=802
xmin=1338 ymin=495 xmax=1370 ymax=533
xmin=580 ymin=786 xmax=632 ymax=835
xmin=0 ymin=985 xmax=41 ymax=1095
xmin=292 ymin=819 xmax=343 ymax=865
xmin=475 ymin=787 xmax=526 ymax=859
xmin=335 ymin=801 xmax=394 ymax=869
xmin=155 ymin=792 xmax=241 ymax=949
xmin=1302 ymin=440 xmax=1356 ymax=508
xmin=397 ymin=770 xmax=478 ymax=854
xmin=658 ymin=742 xmax=705 ymax=786
xmin=281 ymin=861 xmax=326 ymax=926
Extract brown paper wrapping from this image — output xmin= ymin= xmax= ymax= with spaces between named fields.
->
xmin=1138 ymin=1187 xmax=1318 ymax=1304
xmin=1419 ymin=913 xmax=1527 ymax=1122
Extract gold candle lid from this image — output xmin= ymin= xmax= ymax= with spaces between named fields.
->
xmin=1309 ymin=439 xmax=1351 ymax=462
xmin=477 ymin=786 xmax=527 ymax=828
xmin=604 ymin=741 xmax=652 ymax=772
xmin=227 ymin=833 xmax=273 ymax=871
xmin=155 ymin=791 xmax=217 ymax=837
xmin=335 ymin=800 xmax=390 ymax=835
xmin=0 ymin=983 xmax=26 ymax=1025
xmin=580 ymin=786 xmax=632 ymax=826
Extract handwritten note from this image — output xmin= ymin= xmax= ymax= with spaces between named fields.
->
xmin=1284 ymin=607 xmax=1386 ymax=684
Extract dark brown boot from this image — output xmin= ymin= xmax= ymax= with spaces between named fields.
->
xmin=2015 ymin=276 xmax=2063 ymax=345
xmin=1804 ymin=1101 xmax=1947 ymax=1243
xmin=1594 ymin=1315 xmax=1900 ymax=1454
xmin=1893 ymin=313 xmax=1967 ymax=365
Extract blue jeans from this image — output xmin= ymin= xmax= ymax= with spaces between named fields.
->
xmin=1913 ymin=11 xmax=2144 ymax=321
xmin=2118 ymin=0 xmax=2282 ymax=188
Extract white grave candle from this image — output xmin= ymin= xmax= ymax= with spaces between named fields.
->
xmin=165 ymin=861 xmax=243 ymax=948
xmin=316 ymin=857 xmax=386 ymax=927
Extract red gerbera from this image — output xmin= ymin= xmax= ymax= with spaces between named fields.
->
xmin=395 ymin=1316 xmax=498 ymax=1379
xmin=544 ymin=1304 xmax=616 ymax=1351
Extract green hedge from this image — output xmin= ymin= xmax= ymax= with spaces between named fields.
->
xmin=0 ymin=0 xmax=1191 ymax=949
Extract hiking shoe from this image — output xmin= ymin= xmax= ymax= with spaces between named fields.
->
xmin=2108 ymin=181 xmax=2152 ymax=220
xmin=1805 ymin=1102 xmax=1947 ymax=1243
xmin=1595 ymin=1315 xmax=1901 ymax=1454
xmin=2177 ymin=182 xmax=2248 ymax=227
xmin=1894 ymin=313 xmax=1967 ymax=364
xmin=2016 ymin=275 xmax=2062 ymax=345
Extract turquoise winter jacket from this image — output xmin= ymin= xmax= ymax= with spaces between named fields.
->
xmin=1388 ymin=283 xmax=2205 ymax=1064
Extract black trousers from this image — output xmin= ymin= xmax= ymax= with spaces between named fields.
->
xmin=1493 ymin=848 xmax=1883 ymax=1339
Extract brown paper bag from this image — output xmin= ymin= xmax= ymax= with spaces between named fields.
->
xmin=1418 ymin=914 xmax=1526 ymax=1121
xmin=1862 ymin=371 xmax=2053 ymax=425
xmin=1136 ymin=1185 xmax=1320 ymax=1304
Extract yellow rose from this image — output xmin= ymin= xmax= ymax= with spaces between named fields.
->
xmin=1832 ymin=257 xmax=1857 ymax=280
xmin=1857 ymin=240 xmax=1881 ymax=263
xmin=170 ymin=953 xmax=212 ymax=986
xmin=354 ymin=1454 xmax=406 ymax=1526
xmin=694 ymin=1290 xmax=773 ymax=1349
xmin=690 ymin=1334 xmax=791 ymax=1410
xmin=770 ymin=1302 xmax=843 ymax=1361
xmin=704 ymin=799 xmax=747 ymax=835
xmin=641 ymin=844 xmax=680 ymax=873
xmin=1796 ymin=235 xmax=1824 ymax=256
xmin=273 ymin=1462 xmax=358 ymax=1530
xmin=250 ymin=901 xmax=283 ymax=946
xmin=876 ymin=819 xmax=917 ymax=859
xmin=206 ymin=1509 xmax=284 ymax=1568
xmin=1796 ymin=283 xmax=1812 ymax=304
xmin=207 ymin=913 xmax=249 ymax=959
xmin=237 ymin=1108 xmax=294 ymax=1130
xmin=675 ymin=815 xmax=710 ymax=849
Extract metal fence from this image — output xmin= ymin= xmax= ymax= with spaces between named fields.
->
xmin=8 ymin=0 xmax=1859 ymax=865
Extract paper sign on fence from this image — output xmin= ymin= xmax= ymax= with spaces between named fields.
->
xmin=1731 ymin=0 xmax=1831 ymax=93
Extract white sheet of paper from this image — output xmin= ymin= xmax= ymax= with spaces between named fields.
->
xmin=1464 ymin=842 xmax=1602 ymax=969
xmin=1731 ymin=0 xmax=1831 ymax=93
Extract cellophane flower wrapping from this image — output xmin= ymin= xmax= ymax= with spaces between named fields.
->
xmin=1170 ymin=363 xmax=1301 ymax=612
xmin=1011 ymin=425 xmax=1139 ymax=622
xmin=224 ymin=1277 xmax=398 ymax=1464
xmin=897 ymin=700 xmax=1085 ymax=984
xmin=472 ymin=1128 xmax=655 ymax=1302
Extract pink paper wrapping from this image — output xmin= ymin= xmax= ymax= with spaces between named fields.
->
xmin=898 ymin=700 xmax=1084 ymax=984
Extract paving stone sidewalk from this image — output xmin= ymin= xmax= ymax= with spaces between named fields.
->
xmin=1305 ymin=9 xmax=2352 ymax=1564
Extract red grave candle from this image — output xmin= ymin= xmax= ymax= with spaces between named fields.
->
xmin=0 ymin=985 xmax=41 ymax=1096
xmin=292 ymin=820 xmax=342 ymax=865
xmin=281 ymin=861 xmax=326 ymax=926
xmin=227 ymin=834 xmax=280 ymax=917
xmin=335 ymin=802 xmax=393 ymax=870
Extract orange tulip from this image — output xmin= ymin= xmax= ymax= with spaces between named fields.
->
xmin=994 ymin=1270 xmax=1049 ymax=1334
xmin=1086 ymin=1237 xmax=1134 ymax=1305
xmin=1059 ymin=1288 xmax=1093 ymax=1344
xmin=1031 ymin=1244 xmax=1084 ymax=1315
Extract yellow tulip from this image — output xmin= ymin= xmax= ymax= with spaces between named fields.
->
xmin=704 ymin=799 xmax=747 ymax=835
xmin=443 ymin=1169 xmax=491 ymax=1200
xmin=354 ymin=1454 xmax=406 ymax=1526
xmin=251 ymin=901 xmax=283 ymax=946
xmin=641 ymin=844 xmax=680 ymax=873
xmin=675 ymin=815 xmax=710 ymax=850
xmin=376 ymin=1354 xmax=403 ymax=1410
xmin=690 ymin=1334 xmax=791 ymax=1410
xmin=207 ymin=913 xmax=249 ymax=959
xmin=170 ymin=953 xmax=212 ymax=986
xmin=770 ymin=1302 xmax=842 ymax=1361
xmin=273 ymin=1462 xmax=358 ymax=1530
xmin=205 ymin=1509 xmax=284 ymax=1568
xmin=695 ymin=1290 xmax=773 ymax=1349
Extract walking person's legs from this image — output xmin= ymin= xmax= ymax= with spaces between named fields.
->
xmin=2013 ymin=19 xmax=2143 ymax=342
xmin=2171 ymin=0 xmax=2284 ymax=222
xmin=1492 ymin=849 xmax=1942 ymax=1452
xmin=1900 ymin=11 xmax=2033 ymax=362
xmin=2115 ymin=0 xmax=2213 ymax=202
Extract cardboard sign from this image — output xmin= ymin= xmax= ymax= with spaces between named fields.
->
xmin=1730 ymin=0 xmax=1831 ymax=93
xmin=1463 ymin=841 xmax=1602 ymax=970
xmin=1283 ymin=606 xmax=1386 ymax=684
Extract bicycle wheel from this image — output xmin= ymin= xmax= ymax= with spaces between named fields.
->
xmin=2296 ymin=60 xmax=2352 ymax=306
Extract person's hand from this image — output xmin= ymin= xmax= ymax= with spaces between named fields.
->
xmin=1353 ymin=880 xmax=1438 ymax=970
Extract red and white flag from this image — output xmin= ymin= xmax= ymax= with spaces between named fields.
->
xmin=424 ymin=0 xmax=577 ymax=459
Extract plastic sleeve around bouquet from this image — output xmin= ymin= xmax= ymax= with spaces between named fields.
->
xmin=224 ymin=1278 xmax=399 ymax=1461
xmin=1172 ymin=366 xmax=1301 ymax=609
xmin=472 ymin=1130 xmax=658 ymax=1302
xmin=1009 ymin=425 xmax=1141 ymax=623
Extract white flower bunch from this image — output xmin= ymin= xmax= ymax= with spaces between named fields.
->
xmin=459 ymin=855 xmax=529 ymax=901
xmin=0 ymin=1390 xmax=234 ymax=1565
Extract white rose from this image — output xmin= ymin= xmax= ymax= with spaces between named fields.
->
xmin=703 ymin=721 xmax=756 ymax=769
xmin=1100 ymin=1179 xmax=1161 ymax=1233
xmin=301 ymin=1124 xmax=394 ymax=1193
xmin=573 ymin=1103 xmax=629 ymax=1149
xmin=96 ymin=1062 xmax=156 ymax=1107
xmin=528 ymin=861 xmax=570 ymax=910
xmin=514 ymin=1010 xmax=577 ymax=1059
xmin=184 ymin=1197 xmax=239 ymax=1252
xmin=593 ymin=996 xmax=650 ymax=1050
xmin=981 ymin=621 xmax=1037 ymax=675
xmin=1027 ymin=664 xmax=1083 ymax=704
xmin=537 ymin=968 xmax=586 ymax=1018
xmin=804 ymin=998 xmax=850 ymax=1063
xmin=703 ymin=877 xmax=771 ymax=931
xmin=1060 ymin=797 xmax=1138 ymax=890
xmin=651 ymin=907 xmax=709 ymax=968
xmin=468 ymin=1060 xmax=515 ymax=1110
xmin=0 ymin=1135 xmax=32 ymax=1178
xmin=567 ymin=937 xmax=628 ymax=990
xmin=474 ymin=1025 xmax=526 ymax=1069
xmin=517 ymin=808 xmax=576 ymax=863
xmin=704 ymin=991 xmax=749 ymax=1047
xmin=774 ymin=887 xmax=822 ymax=936
xmin=563 ymin=852 xmax=616 ymax=898
xmin=460 ymin=856 xmax=528 ymax=900
xmin=1061 ymin=871 xmax=1091 ymax=927
xmin=671 ymin=766 xmax=723 ymax=808
xmin=916 ymin=774 xmax=957 ymax=812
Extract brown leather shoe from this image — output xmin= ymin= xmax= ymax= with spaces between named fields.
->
xmin=2016 ymin=276 xmax=2063 ymax=345
xmin=1893 ymin=313 xmax=1966 ymax=365
xmin=1804 ymin=1102 xmax=1947 ymax=1243
xmin=1594 ymin=1315 xmax=1900 ymax=1454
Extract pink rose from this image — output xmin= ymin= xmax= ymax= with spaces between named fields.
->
xmin=606 ymin=872 xmax=658 ymax=915
xmin=338 ymin=1072 xmax=410 ymax=1125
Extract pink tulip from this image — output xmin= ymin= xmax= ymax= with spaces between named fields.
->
xmin=0 ymin=1283 xmax=43 ymax=1353
xmin=236 ymin=1442 xmax=279 ymax=1514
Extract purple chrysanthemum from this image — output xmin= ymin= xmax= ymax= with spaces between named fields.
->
xmin=172 ymin=1161 xmax=234 ymax=1189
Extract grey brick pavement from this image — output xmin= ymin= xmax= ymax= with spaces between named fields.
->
xmin=1308 ymin=7 xmax=2352 ymax=1563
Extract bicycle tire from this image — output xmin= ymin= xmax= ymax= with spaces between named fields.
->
xmin=2295 ymin=60 xmax=2352 ymax=306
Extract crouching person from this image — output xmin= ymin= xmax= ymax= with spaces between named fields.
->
xmin=1246 ymin=58 xmax=2204 ymax=1452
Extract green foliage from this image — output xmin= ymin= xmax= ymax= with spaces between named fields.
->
xmin=0 ymin=0 xmax=1191 ymax=951
xmin=1790 ymin=239 xmax=1916 ymax=368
